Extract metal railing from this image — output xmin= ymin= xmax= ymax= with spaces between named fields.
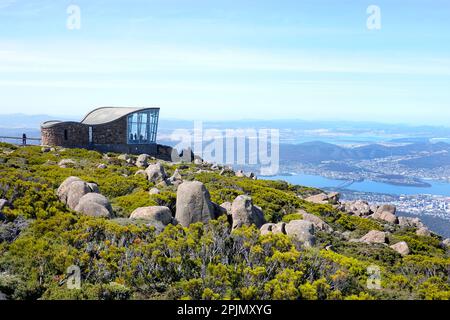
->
xmin=0 ymin=134 xmax=41 ymax=146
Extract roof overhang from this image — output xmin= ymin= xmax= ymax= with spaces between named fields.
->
xmin=41 ymin=106 xmax=160 ymax=128
xmin=81 ymin=107 xmax=160 ymax=126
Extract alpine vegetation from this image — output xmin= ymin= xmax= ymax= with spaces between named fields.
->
xmin=0 ymin=143 xmax=449 ymax=300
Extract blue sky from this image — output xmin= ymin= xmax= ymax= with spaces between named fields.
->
xmin=0 ymin=0 xmax=449 ymax=124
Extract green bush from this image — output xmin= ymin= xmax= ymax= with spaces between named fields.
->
xmin=0 ymin=171 xmax=68 ymax=219
xmin=334 ymin=213 xmax=383 ymax=234
xmin=282 ymin=213 xmax=303 ymax=223
xmin=112 ymin=190 xmax=176 ymax=216
xmin=0 ymin=145 xmax=449 ymax=300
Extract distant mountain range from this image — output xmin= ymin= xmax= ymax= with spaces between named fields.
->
xmin=1 ymin=113 xmax=450 ymax=136
xmin=0 ymin=113 xmax=74 ymax=129
xmin=280 ymin=141 xmax=450 ymax=168
xmin=1 ymin=114 xmax=450 ymax=171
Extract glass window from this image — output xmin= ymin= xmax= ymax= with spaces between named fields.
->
xmin=127 ymin=110 xmax=159 ymax=144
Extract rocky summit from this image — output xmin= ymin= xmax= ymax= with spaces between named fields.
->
xmin=0 ymin=143 xmax=449 ymax=300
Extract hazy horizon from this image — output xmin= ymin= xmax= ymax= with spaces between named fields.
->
xmin=1 ymin=0 xmax=450 ymax=125
xmin=1 ymin=112 xmax=450 ymax=131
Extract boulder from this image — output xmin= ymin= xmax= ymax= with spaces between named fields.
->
xmin=145 ymin=162 xmax=167 ymax=183
xmin=135 ymin=170 xmax=148 ymax=178
xmin=260 ymin=222 xmax=285 ymax=236
xmin=74 ymin=193 xmax=113 ymax=218
xmin=172 ymin=180 xmax=183 ymax=188
xmin=194 ymin=158 xmax=203 ymax=165
xmin=41 ymin=146 xmax=51 ymax=153
xmin=57 ymin=176 xmax=83 ymax=204
xmin=136 ymin=154 xmax=150 ymax=168
xmin=58 ymin=178 xmax=103 ymax=215
xmin=359 ymin=230 xmax=388 ymax=244
xmin=305 ymin=193 xmax=329 ymax=205
xmin=379 ymin=211 xmax=399 ymax=224
xmin=285 ymin=220 xmax=316 ymax=247
xmin=260 ymin=223 xmax=275 ymax=235
xmin=274 ymin=222 xmax=286 ymax=234
xmin=416 ymin=227 xmax=431 ymax=237
xmin=58 ymin=159 xmax=76 ymax=168
xmin=179 ymin=148 xmax=195 ymax=162
xmin=235 ymin=170 xmax=245 ymax=178
xmin=66 ymin=181 xmax=92 ymax=210
xmin=156 ymin=180 xmax=169 ymax=189
xmin=344 ymin=200 xmax=372 ymax=217
xmin=370 ymin=205 xmax=379 ymax=214
xmin=245 ymin=172 xmax=256 ymax=179
xmin=340 ymin=231 xmax=352 ymax=240
xmin=117 ymin=154 xmax=130 ymax=161
xmin=398 ymin=217 xmax=424 ymax=229
xmin=97 ymin=163 xmax=107 ymax=169
xmin=175 ymin=181 xmax=215 ymax=227
xmin=372 ymin=205 xmax=398 ymax=224
xmin=231 ymin=195 xmax=266 ymax=230
xmin=87 ymin=183 xmax=99 ymax=193
xmin=442 ymin=238 xmax=450 ymax=248
xmin=300 ymin=211 xmax=333 ymax=233
xmin=211 ymin=202 xmax=227 ymax=219
xmin=0 ymin=199 xmax=8 ymax=211
xmin=0 ymin=199 xmax=7 ymax=221
xmin=168 ymin=169 xmax=183 ymax=183
xmin=144 ymin=220 xmax=167 ymax=232
xmin=327 ymin=192 xmax=340 ymax=205
xmin=220 ymin=202 xmax=232 ymax=214
xmin=375 ymin=204 xmax=396 ymax=215
xmin=149 ymin=187 xmax=160 ymax=195
xmin=390 ymin=241 xmax=410 ymax=256
xmin=130 ymin=206 xmax=173 ymax=225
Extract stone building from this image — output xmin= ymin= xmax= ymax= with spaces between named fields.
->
xmin=41 ymin=107 xmax=160 ymax=154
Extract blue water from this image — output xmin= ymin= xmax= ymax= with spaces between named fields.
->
xmin=264 ymin=174 xmax=450 ymax=197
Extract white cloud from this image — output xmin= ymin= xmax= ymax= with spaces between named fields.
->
xmin=1 ymin=42 xmax=450 ymax=78
xmin=0 ymin=0 xmax=15 ymax=9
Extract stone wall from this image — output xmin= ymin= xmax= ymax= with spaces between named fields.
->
xmin=41 ymin=117 xmax=165 ymax=157
xmin=41 ymin=117 xmax=165 ymax=160
xmin=41 ymin=122 xmax=89 ymax=147
xmin=41 ymin=118 xmax=127 ymax=147
xmin=157 ymin=144 xmax=174 ymax=161
xmin=92 ymin=118 xmax=127 ymax=145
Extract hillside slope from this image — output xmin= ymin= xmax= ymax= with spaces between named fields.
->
xmin=0 ymin=143 xmax=449 ymax=300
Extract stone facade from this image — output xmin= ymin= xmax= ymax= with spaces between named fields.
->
xmin=91 ymin=119 xmax=127 ymax=145
xmin=41 ymin=122 xmax=89 ymax=147
xmin=41 ymin=108 xmax=160 ymax=156
xmin=157 ymin=144 xmax=174 ymax=161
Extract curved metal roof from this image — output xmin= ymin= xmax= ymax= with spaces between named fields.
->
xmin=41 ymin=107 xmax=159 ymax=128
xmin=81 ymin=107 xmax=159 ymax=125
